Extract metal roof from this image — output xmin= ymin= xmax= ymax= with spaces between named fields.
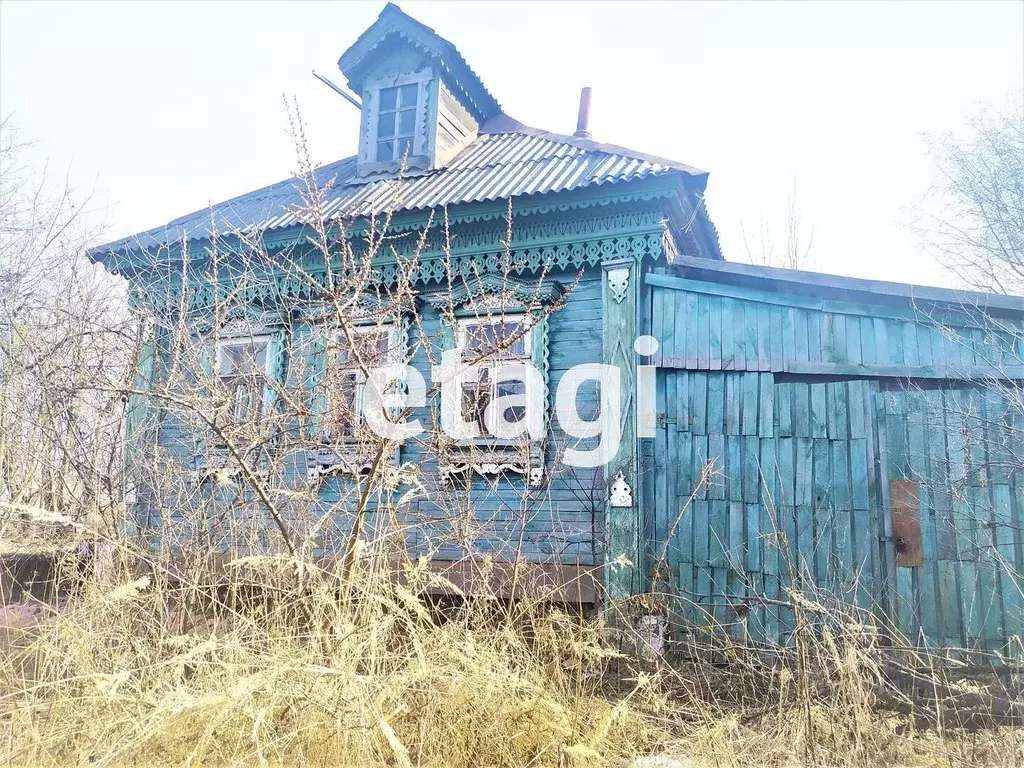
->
xmin=91 ymin=125 xmax=708 ymax=259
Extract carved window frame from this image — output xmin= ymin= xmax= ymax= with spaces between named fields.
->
xmin=306 ymin=318 xmax=408 ymax=480
xmin=358 ymin=68 xmax=433 ymax=176
xmin=424 ymin=276 xmax=562 ymax=488
xmin=192 ymin=316 xmax=287 ymax=480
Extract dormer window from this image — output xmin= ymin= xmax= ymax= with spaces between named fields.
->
xmin=339 ymin=4 xmax=499 ymax=178
xmin=376 ymin=84 xmax=418 ymax=162
xmin=357 ymin=69 xmax=432 ymax=177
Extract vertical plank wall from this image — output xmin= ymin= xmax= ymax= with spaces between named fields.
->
xmin=647 ymin=274 xmax=1024 ymax=651
xmin=652 ymin=370 xmax=880 ymax=645
xmin=878 ymin=386 xmax=1024 ymax=650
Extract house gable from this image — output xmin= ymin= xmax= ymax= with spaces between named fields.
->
xmin=339 ymin=3 xmax=494 ymax=177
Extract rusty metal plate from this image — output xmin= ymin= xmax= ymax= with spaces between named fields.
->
xmin=891 ymin=480 xmax=923 ymax=568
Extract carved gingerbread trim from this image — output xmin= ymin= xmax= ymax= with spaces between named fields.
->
xmin=610 ymin=472 xmax=633 ymax=507
xmin=607 ymin=267 xmax=630 ymax=304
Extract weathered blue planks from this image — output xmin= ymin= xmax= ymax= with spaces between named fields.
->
xmin=650 ymin=279 xmax=1024 ymax=380
xmin=650 ymin=274 xmax=1024 ymax=655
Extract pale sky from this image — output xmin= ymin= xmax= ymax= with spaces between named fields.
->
xmin=2 ymin=1 xmax=1022 ymax=288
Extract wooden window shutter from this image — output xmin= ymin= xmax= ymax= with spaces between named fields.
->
xmin=890 ymin=480 xmax=923 ymax=567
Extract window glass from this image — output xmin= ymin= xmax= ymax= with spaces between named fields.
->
xmin=464 ymin=320 xmax=528 ymax=359
xmin=377 ymin=113 xmax=394 ymax=139
xmin=399 ymin=84 xmax=417 ymax=107
xmin=218 ymin=340 xmax=267 ymax=376
xmin=217 ymin=339 xmax=269 ymax=422
xmin=375 ymin=83 xmax=418 ymax=163
xmin=398 ymin=109 xmax=415 ymax=135
xmin=379 ymin=87 xmax=398 ymax=111
xmin=496 ymin=377 xmax=527 ymax=425
xmin=324 ymin=325 xmax=394 ymax=440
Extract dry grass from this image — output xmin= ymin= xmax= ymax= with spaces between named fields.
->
xmin=0 ymin=536 xmax=1021 ymax=767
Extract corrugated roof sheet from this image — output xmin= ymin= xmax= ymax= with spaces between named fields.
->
xmin=91 ymin=126 xmax=706 ymax=258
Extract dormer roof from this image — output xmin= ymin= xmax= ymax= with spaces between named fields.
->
xmin=338 ymin=2 xmax=500 ymax=123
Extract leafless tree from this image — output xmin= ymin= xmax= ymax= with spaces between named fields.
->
xmin=740 ymin=175 xmax=816 ymax=271
xmin=914 ymin=95 xmax=1024 ymax=295
xmin=0 ymin=115 xmax=132 ymax=546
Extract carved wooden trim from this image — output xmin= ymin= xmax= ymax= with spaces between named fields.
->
xmin=607 ymin=267 xmax=630 ymax=304
xmin=421 ymin=273 xmax=563 ymax=311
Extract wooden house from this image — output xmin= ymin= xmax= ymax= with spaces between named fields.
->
xmin=91 ymin=3 xmax=1024 ymax=652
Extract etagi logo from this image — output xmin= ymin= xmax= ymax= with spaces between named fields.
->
xmin=361 ymin=336 xmax=660 ymax=469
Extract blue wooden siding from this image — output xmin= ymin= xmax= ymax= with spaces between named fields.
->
xmin=647 ymin=271 xmax=1024 ymax=379
xmin=144 ymin=268 xmax=606 ymax=566
xmin=647 ymin=273 xmax=1024 ymax=651
xmin=652 ymin=370 xmax=882 ymax=645
xmin=386 ymin=270 xmax=604 ymax=564
xmin=877 ymin=386 xmax=1024 ymax=649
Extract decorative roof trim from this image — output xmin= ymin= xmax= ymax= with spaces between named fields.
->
xmin=337 ymin=3 xmax=500 ymax=122
xmin=89 ymin=174 xmax=686 ymax=266
xmin=420 ymin=274 xmax=564 ymax=311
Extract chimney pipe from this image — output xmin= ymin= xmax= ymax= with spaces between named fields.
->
xmin=574 ymin=87 xmax=592 ymax=139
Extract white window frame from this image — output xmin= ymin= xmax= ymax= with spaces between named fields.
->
xmin=321 ymin=323 xmax=400 ymax=443
xmin=359 ymin=68 xmax=432 ymax=175
xmin=455 ymin=313 xmax=537 ymax=443
xmin=216 ymin=334 xmax=274 ymax=423
xmin=374 ymin=83 xmax=419 ymax=163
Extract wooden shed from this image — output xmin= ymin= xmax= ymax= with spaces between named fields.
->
xmin=638 ymin=257 xmax=1024 ymax=651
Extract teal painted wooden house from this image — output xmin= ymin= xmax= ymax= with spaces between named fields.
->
xmin=91 ymin=4 xmax=1024 ymax=651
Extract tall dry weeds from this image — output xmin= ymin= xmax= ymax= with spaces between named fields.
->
xmin=1 ymin=517 xmax=1022 ymax=767
xmin=0 ymin=535 xmax=666 ymax=767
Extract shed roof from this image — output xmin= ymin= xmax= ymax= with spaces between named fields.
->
xmin=90 ymin=123 xmax=710 ymax=260
xmin=669 ymin=255 xmax=1024 ymax=316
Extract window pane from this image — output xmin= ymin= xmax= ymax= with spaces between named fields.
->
xmin=398 ymin=108 xmax=415 ymax=135
xmin=398 ymin=83 xmax=417 ymax=107
xmin=396 ymin=137 xmax=412 ymax=160
xmin=329 ymin=372 xmax=359 ymax=437
xmin=496 ymin=378 xmax=526 ymax=424
xmin=461 ymin=381 xmax=491 ymax=432
xmin=232 ymin=382 xmax=250 ymax=420
xmin=219 ymin=341 xmax=267 ymax=376
xmin=379 ymin=86 xmax=398 ymax=111
xmin=377 ymin=112 xmax=395 ymax=139
xmin=333 ymin=343 xmax=351 ymax=367
xmin=369 ymin=329 xmax=391 ymax=357
xmin=230 ymin=379 xmax=262 ymax=422
xmin=464 ymin=321 xmax=526 ymax=358
xmin=376 ymin=140 xmax=394 ymax=162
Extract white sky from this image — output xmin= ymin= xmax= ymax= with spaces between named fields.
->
xmin=2 ymin=0 xmax=1022 ymax=288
